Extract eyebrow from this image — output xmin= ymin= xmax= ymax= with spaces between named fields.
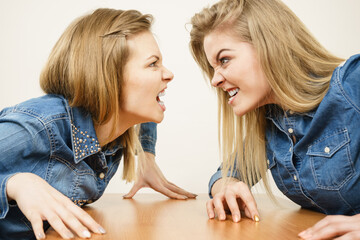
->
xmin=146 ymin=55 xmax=160 ymax=61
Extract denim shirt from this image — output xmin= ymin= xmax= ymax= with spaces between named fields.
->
xmin=209 ymin=54 xmax=360 ymax=215
xmin=0 ymin=94 xmax=157 ymax=239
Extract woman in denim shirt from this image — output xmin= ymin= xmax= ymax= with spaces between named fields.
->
xmin=0 ymin=8 xmax=196 ymax=240
xmin=190 ymin=0 xmax=360 ymax=239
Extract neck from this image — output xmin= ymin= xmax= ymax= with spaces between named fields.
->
xmin=94 ymin=110 xmax=143 ymax=147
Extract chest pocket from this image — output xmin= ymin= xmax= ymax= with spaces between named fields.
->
xmin=307 ymin=129 xmax=354 ymax=190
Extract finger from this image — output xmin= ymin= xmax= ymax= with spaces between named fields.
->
xmin=166 ymin=182 xmax=197 ymax=198
xmin=224 ymin=193 xmax=241 ymax=222
xmin=299 ymin=216 xmax=351 ymax=240
xmin=306 ymin=221 xmax=353 ymax=240
xmin=244 ymin=206 xmax=252 ymax=219
xmin=213 ymin=196 xmax=227 ymax=221
xmin=300 ymin=216 xmax=347 ymax=239
xmin=66 ymin=203 xmax=106 ymax=235
xmin=45 ymin=212 xmax=75 ymax=239
xmin=28 ymin=213 xmax=46 ymax=239
xmin=206 ymin=200 xmax=215 ymax=219
xmin=152 ymin=184 xmax=188 ymax=200
xmin=123 ymin=183 xmax=143 ymax=199
xmin=335 ymin=231 xmax=360 ymax=240
xmin=311 ymin=215 xmax=348 ymax=232
xmin=235 ymin=183 xmax=259 ymax=221
xmin=52 ymin=191 xmax=106 ymax=235
xmin=55 ymin=207 xmax=91 ymax=239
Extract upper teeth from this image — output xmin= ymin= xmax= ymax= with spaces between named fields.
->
xmin=228 ymin=88 xmax=239 ymax=97
xmin=158 ymin=90 xmax=165 ymax=97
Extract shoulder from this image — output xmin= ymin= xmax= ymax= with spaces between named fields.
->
xmin=331 ymin=54 xmax=360 ymax=111
xmin=3 ymin=94 xmax=70 ymax=125
xmin=334 ymin=54 xmax=360 ymax=89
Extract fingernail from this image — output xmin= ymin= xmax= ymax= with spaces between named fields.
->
xmin=66 ymin=232 xmax=75 ymax=239
xmin=233 ymin=214 xmax=240 ymax=222
xmin=83 ymin=230 xmax=91 ymax=238
xmin=36 ymin=233 xmax=45 ymax=239
xmin=298 ymin=230 xmax=311 ymax=239
xmin=209 ymin=212 xmax=214 ymax=218
xmin=253 ymin=215 xmax=260 ymax=222
xmin=99 ymin=226 xmax=106 ymax=234
xmin=220 ymin=213 xmax=226 ymax=220
xmin=298 ymin=231 xmax=305 ymax=237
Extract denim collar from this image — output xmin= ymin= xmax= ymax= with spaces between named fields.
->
xmin=64 ymin=100 xmax=122 ymax=164
xmin=265 ymin=104 xmax=316 ymax=122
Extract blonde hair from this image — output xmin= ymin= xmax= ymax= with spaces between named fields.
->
xmin=190 ymin=0 xmax=344 ymax=196
xmin=40 ymin=8 xmax=153 ymax=182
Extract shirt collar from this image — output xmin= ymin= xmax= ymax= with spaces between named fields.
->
xmin=265 ymin=104 xmax=316 ymax=121
xmin=69 ymin=106 xmax=102 ymax=164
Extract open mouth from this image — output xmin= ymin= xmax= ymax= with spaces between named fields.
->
xmin=228 ymin=88 xmax=239 ymax=102
xmin=157 ymin=90 xmax=166 ymax=111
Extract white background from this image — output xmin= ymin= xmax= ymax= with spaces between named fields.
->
xmin=1 ymin=0 xmax=359 ymax=197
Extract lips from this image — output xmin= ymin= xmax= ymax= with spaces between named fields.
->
xmin=227 ymin=88 xmax=239 ymax=102
xmin=157 ymin=89 xmax=166 ymax=111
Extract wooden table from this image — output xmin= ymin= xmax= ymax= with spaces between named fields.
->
xmin=46 ymin=193 xmax=324 ymax=240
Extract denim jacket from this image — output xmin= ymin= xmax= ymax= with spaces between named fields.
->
xmin=209 ymin=54 xmax=360 ymax=215
xmin=0 ymin=94 xmax=157 ymax=239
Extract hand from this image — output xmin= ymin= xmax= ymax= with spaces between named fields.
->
xmin=123 ymin=152 xmax=197 ymax=200
xmin=6 ymin=173 xmax=106 ymax=239
xmin=299 ymin=214 xmax=360 ymax=240
xmin=207 ymin=178 xmax=260 ymax=223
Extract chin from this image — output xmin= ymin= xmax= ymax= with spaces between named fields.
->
xmin=145 ymin=113 xmax=164 ymax=124
xmin=233 ymin=107 xmax=247 ymax=117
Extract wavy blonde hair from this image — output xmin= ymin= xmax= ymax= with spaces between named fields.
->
xmin=40 ymin=8 xmax=153 ymax=182
xmin=189 ymin=0 xmax=344 ymax=195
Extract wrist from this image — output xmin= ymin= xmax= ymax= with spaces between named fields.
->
xmin=6 ymin=172 xmax=31 ymax=201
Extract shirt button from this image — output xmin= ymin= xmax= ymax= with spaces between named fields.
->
xmin=267 ymin=159 xmax=270 ymax=165
xmin=99 ymin=172 xmax=105 ymax=179
xmin=293 ymin=175 xmax=297 ymax=181
xmin=289 ymin=147 xmax=292 ymax=152
xmin=288 ymin=128 xmax=294 ymax=134
xmin=324 ymin=147 xmax=330 ymax=153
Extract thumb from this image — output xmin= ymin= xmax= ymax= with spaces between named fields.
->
xmin=123 ymin=183 xmax=142 ymax=199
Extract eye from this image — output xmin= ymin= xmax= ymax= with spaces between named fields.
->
xmin=219 ymin=57 xmax=229 ymax=65
xmin=149 ymin=60 xmax=158 ymax=67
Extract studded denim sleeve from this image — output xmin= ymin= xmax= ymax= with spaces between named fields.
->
xmin=139 ymin=122 xmax=157 ymax=155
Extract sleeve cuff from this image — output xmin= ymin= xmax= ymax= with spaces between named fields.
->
xmin=208 ymin=167 xmax=223 ymax=199
xmin=0 ymin=173 xmax=19 ymax=219
xmin=208 ymin=166 xmax=241 ymax=199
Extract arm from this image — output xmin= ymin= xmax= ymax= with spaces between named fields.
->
xmin=123 ymin=122 xmax=197 ymax=199
xmin=1 ymin=117 xmax=104 ymax=239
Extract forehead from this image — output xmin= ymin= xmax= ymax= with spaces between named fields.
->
xmin=126 ymin=31 xmax=160 ymax=59
xmin=204 ymin=29 xmax=239 ymax=52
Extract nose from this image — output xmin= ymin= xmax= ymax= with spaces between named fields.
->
xmin=163 ymin=66 xmax=174 ymax=82
xmin=211 ymin=70 xmax=225 ymax=88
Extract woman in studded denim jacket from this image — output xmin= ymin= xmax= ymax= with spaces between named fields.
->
xmin=190 ymin=0 xmax=360 ymax=239
xmin=0 ymin=8 xmax=196 ymax=240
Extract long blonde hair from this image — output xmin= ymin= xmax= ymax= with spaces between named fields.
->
xmin=40 ymin=8 xmax=153 ymax=182
xmin=189 ymin=0 xmax=344 ymax=195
